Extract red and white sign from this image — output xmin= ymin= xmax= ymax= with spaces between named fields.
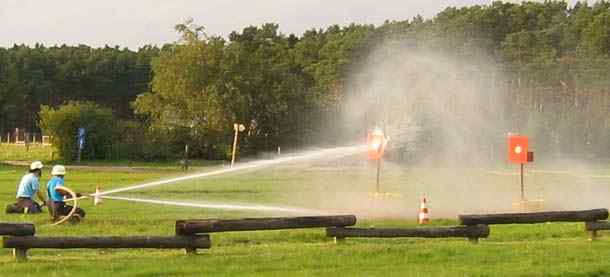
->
xmin=367 ymin=130 xmax=387 ymax=160
xmin=508 ymin=135 xmax=528 ymax=164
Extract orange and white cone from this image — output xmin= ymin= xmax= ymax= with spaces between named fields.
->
xmin=418 ymin=197 xmax=430 ymax=224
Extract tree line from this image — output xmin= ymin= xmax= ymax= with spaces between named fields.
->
xmin=0 ymin=44 xmax=158 ymax=131
xmin=2 ymin=1 xmax=610 ymax=161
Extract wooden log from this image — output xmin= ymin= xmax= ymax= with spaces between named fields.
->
xmin=176 ymin=215 xmax=356 ymax=235
xmin=459 ymin=209 xmax=608 ymax=225
xmin=326 ymin=225 xmax=489 ymax=240
xmin=0 ymin=223 xmax=35 ymax=236
xmin=3 ymin=235 xmax=210 ymax=249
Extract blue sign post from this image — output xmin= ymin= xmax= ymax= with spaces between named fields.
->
xmin=77 ymin=127 xmax=86 ymax=162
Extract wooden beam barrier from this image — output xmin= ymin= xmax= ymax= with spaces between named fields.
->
xmin=176 ymin=215 xmax=357 ymax=235
xmin=585 ymin=221 xmax=610 ymax=240
xmin=326 ymin=225 xmax=490 ymax=243
xmin=3 ymin=235 xmax=210 ymax=261
xmin=459 ymin=209 xmax=608 ymax=226
xmin=0 ymin=223 xmax=35 ymax=236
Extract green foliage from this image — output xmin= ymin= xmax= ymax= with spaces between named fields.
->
xmin=38 ymin=101 xmax=114 ymax=161
xmin=134 ymin=22 xmax=375 ymax=157
xmin=2 ymin=1 xmax=610 ymax=160
xmin=133 ymin=21 xmax=229 ymax=159
xmin=0 ymin=44 xmax=157 ymax=136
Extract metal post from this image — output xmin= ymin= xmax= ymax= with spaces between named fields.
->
xmin=520 ymin=163 xmax=524 ymax=200
xmin=183 ymin=144 xmax=189 ymax=171
xmin=376 ymin=159 xmax=381 ymax=193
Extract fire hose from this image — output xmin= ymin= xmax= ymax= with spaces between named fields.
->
xmin=51 ymin=186 xmax=79 ymax=225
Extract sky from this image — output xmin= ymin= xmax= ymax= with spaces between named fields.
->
xmin=0 ymin=0 xmax=579 ymax=50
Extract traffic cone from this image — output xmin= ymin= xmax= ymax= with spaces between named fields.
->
xmin=94 ymin=185 xmax=102 ymax=206
xmin=418 ymin=197 xmax=430 ymax=224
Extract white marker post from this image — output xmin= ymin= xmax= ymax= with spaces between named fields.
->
xmin=94 ymin=186 xmax=102 ymax=206
xmin=230 ymin=123 xmax=245 ymax=168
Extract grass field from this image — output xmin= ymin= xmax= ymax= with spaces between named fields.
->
xmin=1 ymin=150 xmax=610 ymax=276
xmin=0 ymin=144 xmax=56 ymax=162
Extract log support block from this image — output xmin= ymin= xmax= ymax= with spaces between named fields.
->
xmin=333 ymin=236 xmax=345 ymax=244
xmin=12 ymin=248 xmax=27 ymax=262
xmin=585 ymin=221 xmax=610 ymax=241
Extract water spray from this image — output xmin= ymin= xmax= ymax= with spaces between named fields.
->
xmin=58 ymin=145 xmax=368 ymax=216
xmin=99 ymin=195 xmax=326 ymax=215
xmin=63 ymin=184 xmax=326 ymax=216
xmin=95 ymin=145 xmax=367 ymax=197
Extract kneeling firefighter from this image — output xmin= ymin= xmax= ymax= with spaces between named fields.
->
xmin=47 ymin=165 xmax=86 ymax=223
xmin=5 ymin=161 xmax=46 ymax=214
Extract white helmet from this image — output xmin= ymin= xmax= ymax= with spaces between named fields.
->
xmin=30 ymin=161 xmax=44 ymax=170
xmin=51 ymin=165 xmax=66 ymax=176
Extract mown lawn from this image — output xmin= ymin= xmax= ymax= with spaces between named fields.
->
xmin=0 ymin=159 xmax=610 ymax=276
xmin=0 ymin=144 xmax=55 ymax=162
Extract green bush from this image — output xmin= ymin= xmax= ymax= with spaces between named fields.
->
xmin=110 ymin=121 xmax=178 ymax=160
xmin=39 ymin=101 xmax=115 ymax=161
xmin=39 ymin=101 xmax=226 ymax=161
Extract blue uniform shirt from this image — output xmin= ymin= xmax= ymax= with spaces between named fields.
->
xmin=47 ymin=176 xmax=65 ymax=202
xmin=16 ymin=173 xmax=40 ymax=198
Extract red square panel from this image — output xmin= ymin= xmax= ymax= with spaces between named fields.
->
xmin=367 ymin=130 xmax=386 ymax=160
xmin=508 ymin=135 xmax=528 ymax=164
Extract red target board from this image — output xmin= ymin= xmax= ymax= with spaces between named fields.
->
xmin=367 ymin=130 xmax=386 ymax=161
xmin=508 ymin=135 xmax=528 ymax=164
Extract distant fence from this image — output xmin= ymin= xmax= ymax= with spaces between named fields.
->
xmin=1 ymin=128 xmax=51 ymax=146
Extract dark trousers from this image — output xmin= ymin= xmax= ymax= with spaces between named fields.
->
xmin=47 ymin=201 xmax=86 ymax=219
xmin=5 ymin=197 xmax=42 ymax=214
